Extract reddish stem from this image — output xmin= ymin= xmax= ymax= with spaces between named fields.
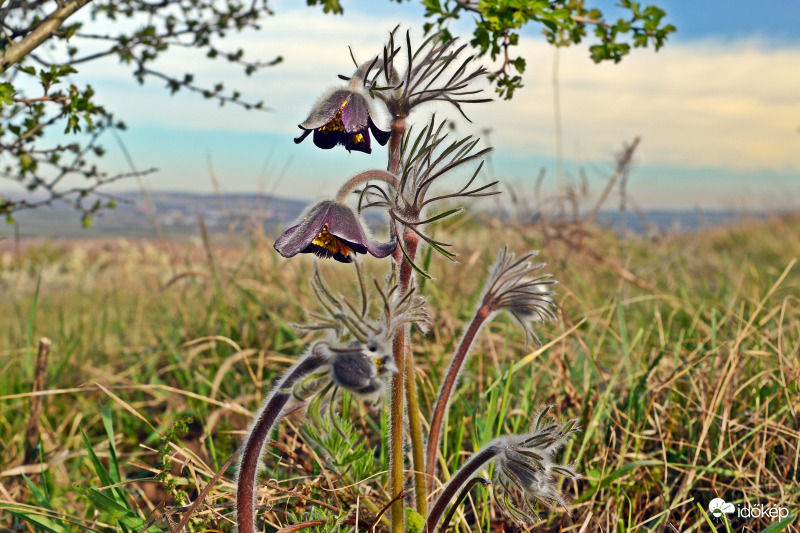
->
xmin=425 ymin=303 xmax=493 ymax=494
xmin=387 ymin=115 xmax=410 ymax=533
xmin=388 ymin=116 xmax=406 ymax=174
xmin=237 ymin=352 xmax=327 ymax=533
xmin=423 ymin=441 xmax=500 ymax=533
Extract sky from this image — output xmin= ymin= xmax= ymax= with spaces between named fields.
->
xmin=21 ymin=0 xmax=800 ymax=210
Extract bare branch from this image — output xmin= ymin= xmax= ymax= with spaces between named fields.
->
xmin=0 ymin=0 xmax=92 ymax=73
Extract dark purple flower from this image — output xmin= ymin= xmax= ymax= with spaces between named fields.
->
xmin=274 ymin=200 xmax=396 ymax=263
xmin=294 ymin=89 xmax=390 ymax=154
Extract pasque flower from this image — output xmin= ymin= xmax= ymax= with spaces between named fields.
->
xmin=425 ymin=247 xmax=557 ymax=492
xmin=329 ymin=339 xmax=398 ymax=399
xmin=492 ymin=406 xmax=579 ymax=524
xmin=294 ymin=88 xmax=390 ymax=154
xmin=236 ymin=266 xmax=429 ymax=533
xmin=274 ymin=200 xmax=396 ymax=263
xmin=425 ymin=406 xmax=579 ymax=533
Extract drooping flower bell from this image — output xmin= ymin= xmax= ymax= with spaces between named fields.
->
xmin=274 ymin=200 xmax=396 ymax=263
xmin=294 ymin=89 xmax=390 ymax=154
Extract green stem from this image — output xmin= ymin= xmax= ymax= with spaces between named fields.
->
xmin=389 ymin=328 xmax=406 ymax=533
xmin=399 ymin=233 xmax=427 ymax=516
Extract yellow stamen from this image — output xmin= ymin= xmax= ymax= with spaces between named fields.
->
xmin=311 ymin=223 xmax=353 ymax=258
xmin=317 ymin=100 xmax=348 ymax=135
xmin=352 ymin=133 xmax=365 ymax=144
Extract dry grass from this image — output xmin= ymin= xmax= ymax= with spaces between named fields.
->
xmin=0 ymin=214 xmax=798 ymax=532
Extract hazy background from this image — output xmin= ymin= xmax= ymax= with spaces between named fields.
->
xmin=5 ymin=0 xmax=800 ymax=213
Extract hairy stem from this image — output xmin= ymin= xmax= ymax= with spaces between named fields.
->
xmin=388 ymin=116 xmax=406 ymax=173
xmin=334 ymin=169 xmax=400 ymax=203
xmin=425 ymin=303 xmax=493 ymax=495
xmin=398 ymin=232 xmax=427 ymax=516
xmin=439 ymin=476 xmax=491 ymax=533
xmin=236 ymin=351 xmax=328 ymax=533
xmin=389 ymin=329 xmax=406 ymax=533
xmin=387 ymin=117 xmax=409 ymax=533
xmin=405 ymin=342 xmax=428 ymax=515
xmin=424 ymin=441 xmax=500 ymax=533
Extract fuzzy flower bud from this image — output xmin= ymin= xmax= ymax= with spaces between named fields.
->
xmin=493 ymin=406 xmax=580 ymax=524
xmin=482 ymin=246 xmax=557 ymax=346
xmin=425 ymin=406 xmax=579 ymax=533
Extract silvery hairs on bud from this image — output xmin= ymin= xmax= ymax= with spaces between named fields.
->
xmin=482 ymin=246 xmax=558 ymax=346
xmin=298 ymin=262 xmax=430 ymax=343
xmin=425 ymin=406 xmax=579 ymax=533
xmin=493 ymin=405 xmax=580 ymax=524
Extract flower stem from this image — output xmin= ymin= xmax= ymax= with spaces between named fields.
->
xmin=425 ymin=303 xmax=493 ymax=495
xmin=334 ymin=169 xmax=400 ymax=203
xmin=388 ymin=116 xmax=406 ymax=173
xmin=389 ymin=328 xmax=406 ymax=533
xmin=236 ymin=350 xmax=328 ymax=533
xmin=423 ymin=441 xmax=500 ymax=533
xmin=397 ymin=232 xmax=428 ymax=516
xmin=387 ymin=116 xmax=411 ymax=533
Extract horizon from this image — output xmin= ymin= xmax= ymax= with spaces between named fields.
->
xmin=2 ymin=0 xmax=799 ymax=212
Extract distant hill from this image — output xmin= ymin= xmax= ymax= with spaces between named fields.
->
xmin=0 ymin=190 xmax=779 ymax=240
xmin=1 ymin=190 xmax=308 ymax=240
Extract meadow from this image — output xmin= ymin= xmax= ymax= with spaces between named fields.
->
xmin=0 ymin=213 xmax=798 ymax=532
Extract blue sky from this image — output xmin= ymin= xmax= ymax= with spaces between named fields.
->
xmin=18 ymin=0 xmax=800 ymax=210
xmin=634 ymin=0 xmax=800 ymax=43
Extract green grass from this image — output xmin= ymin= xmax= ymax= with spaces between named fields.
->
xmin=1 ymin=215 xmax=799 ymax=532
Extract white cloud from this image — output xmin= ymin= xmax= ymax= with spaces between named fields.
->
xmin=484 ymin=37 xmax=800 ymax=172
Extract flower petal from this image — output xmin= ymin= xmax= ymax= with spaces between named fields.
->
xmin=345 ymin=129 xmax=372 ymax=154
xmin=340 ymin=93 xmax=369 ymax=134
xmin=364 ymin=234 xmax=397 ymax=258
xmin=273 ymin=224 xmax=303 ymax=258
xmin=324 ymin=203 xmax=396 ymax=258
xmin=331 ymin=349 xmax=379 ymax=394
xmin=294 ymin=128 xmax=312 ymax=144
xmin=313 ymin=129 xmax=345 ymax=150
xmin=273 ymin=202 xmax=332 ymax=258
xmin=298 ymin=89 xmax=351 ymax=130
xmin=368 ymin=117 xmax=391 ymax=146
xmin=325 ymin=203 xmax=370 ymax=253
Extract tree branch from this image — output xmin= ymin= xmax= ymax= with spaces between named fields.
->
xmin=0 ymin=0 xmax=92 ymax=73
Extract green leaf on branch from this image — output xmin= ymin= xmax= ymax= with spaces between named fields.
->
xmin=0 ymin=82 xmax=15 ymax=107
xmin=306 ymin=0 xmax=344 ymax=14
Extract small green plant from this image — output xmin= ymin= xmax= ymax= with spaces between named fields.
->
xmin=156 ymin=415 xmax=194 ymax=508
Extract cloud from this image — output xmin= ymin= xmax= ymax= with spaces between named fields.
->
xmin=479 ymin=37 xmax=800 ymax=173
xmin=72 ymin=1 xmax=800 ymax=177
